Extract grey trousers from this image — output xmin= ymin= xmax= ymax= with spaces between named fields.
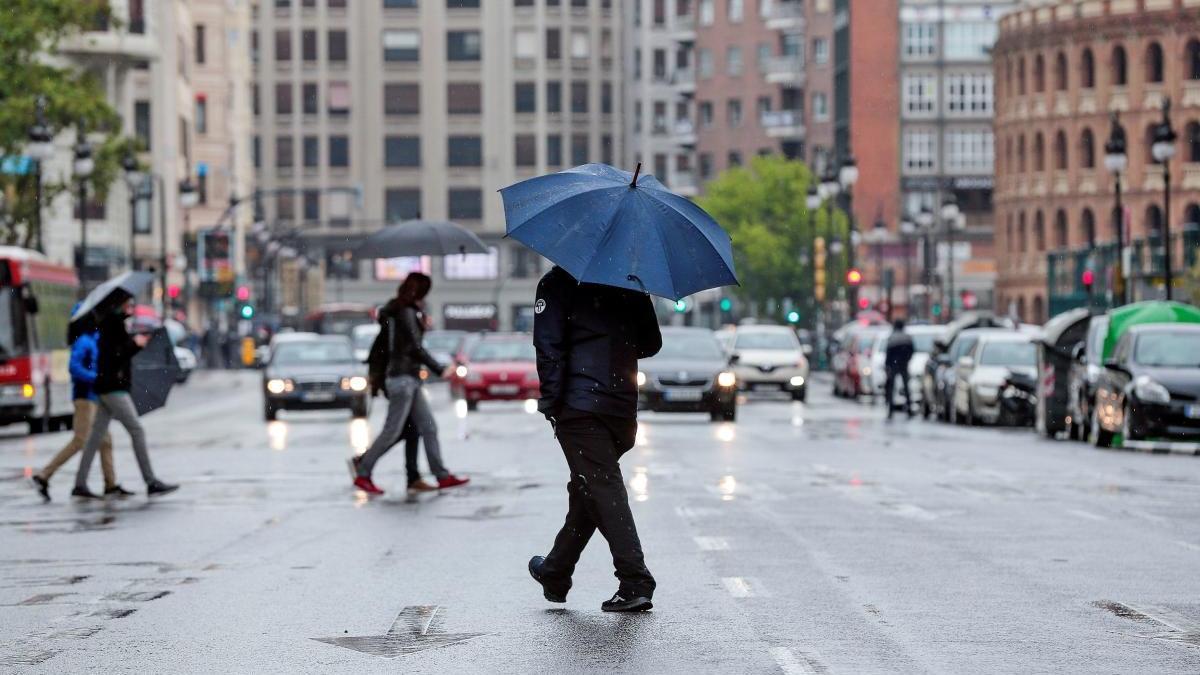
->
xmin=75 ymin=392 xmax=157 ymax=490
xmin=357 ymin=375 xmax=447 ymax=479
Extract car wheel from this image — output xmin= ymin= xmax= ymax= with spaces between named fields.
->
xmin=723 ymin=404 xmax=737 ymax=422
xmin=352 ymin=398 xmax=369 ymax=419
xmin=1122 ymin=401 xmax=1141 ymax=444
xmin=264 ymin=403 xmax=278 ymax=422
xmin=791 ymin=387 xmax=806 ymax=402
xmin=966 ymin=395 xmax=977 ymax=426
xmin=1092 ymin=409 xmax=1113 ymax=448
xmin=466 ymin=399 xmax=479 ymax=412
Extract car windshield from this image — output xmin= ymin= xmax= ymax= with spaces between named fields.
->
xmin=468 ymin=340 xmax=535 ymax=362
xmin=979 ymin=341 xmax=1036 ymax=367
xmin=1133 ymin=332 xmax=1200 ymax=367
xmin=950 ymin=336 xmax=980 ymax=360
xmin=656 ymin=333 xmax=726 ymax=360
xmin=1086 ymin=319 xmax=1108 ymax=365
xmin=912 ymin=334 xmax=937 ymax=353
xmin=425 ymin=333 xmax=464 ymax=353
xmin=735 ymin=331 xmax=798 ymax=350
xmin=273 ymin=340 xmax=355 ymax=365
xmin=352 ymin=327 xmax=379 ymax=351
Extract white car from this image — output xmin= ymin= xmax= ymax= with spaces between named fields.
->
xmin=729 ymin=325 xmax=809 ymax=400
xmin=869 ymin=325 xmax=948 ymax=402
xmin=952 ymin=333 xmax=1038 ymax=425
xmin=351 ymin=323 xmax=380 ymax=363
xmin=173 ymin=347 xmax=197 ymax=383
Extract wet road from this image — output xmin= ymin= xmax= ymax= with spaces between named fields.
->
xmin=2 ymin=371 xmax=1200 ymax=673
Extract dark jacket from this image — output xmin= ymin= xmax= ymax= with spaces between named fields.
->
xmin=69 ymin=331 xmax=101 ymax=402
xmin=533 ymin=266 xmax=662 ymax=420
xmin=95 ymin=312 xmax=142 ymax=395
xmin=367 ymin=299 xmax=441 ymax=383
xmin=885 ymin=331 xmax=915 ymax=371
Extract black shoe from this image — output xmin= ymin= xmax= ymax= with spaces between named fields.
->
xmin=32 ymin=475 xmax=50 ymax=502
xmin=528 ymin=556 xmax=568 ymax=603
xmin=105 ymin=484 xmax=135 ymax=498
xmin=71 ymin=486 xmax=102 ymax=500
xmin=146 ymin=480 xmax=179 ymax=497
xmin=601 ymin=591 xmax=653 ymax=613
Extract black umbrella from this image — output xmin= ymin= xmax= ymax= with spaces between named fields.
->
xmin=354 ymin=220 xmax=489 ymax=259
xmin=130 ymin=328 xmax=180 ymax=416
xmin=70 ymin=271 xmax=155 ymax=325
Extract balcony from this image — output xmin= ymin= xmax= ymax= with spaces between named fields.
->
xmin=673 ymin=13 xmax=696 ymax=41
xmin=762 ymin=55 xmax=805 ymax=85
xmin=761 ymin=109 xmax=805 ymax=139
xmin=672 ymin=67 xmax=696 ymax=94
xmin=674 ymin=119 xmax=697 ymax=146
xmin=61 ymin=1 xmax=158 ymax=60
xmin=764 ymin=2 xmax=805 ymax=32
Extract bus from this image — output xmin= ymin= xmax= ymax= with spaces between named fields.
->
xmin=303 ymin=303 xmax=376 ymax=337
xmin=0 ymin=247 xmax=79 ymax=432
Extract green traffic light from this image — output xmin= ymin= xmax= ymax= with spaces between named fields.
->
xmin=931 ymin=303 xmax=942 ymax=317
xmin=719 ymin=298 xmax=732 ymax=312
xmin=786 ymin=310 xmax=800 ymax=324
xmin=673 ymin=299 xmax=688 ymax=312
xmin=240 ymin=304 xmax=255 ymax=319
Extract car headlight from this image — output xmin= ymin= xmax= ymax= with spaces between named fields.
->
xmin=454 ymin=364 xmax=468 ymax=378
xmin=974 ymin=384 xmax=1000 ymax=401
xmin=343 ymin=376 xmax=368 ymax=392
xmin=637 ymin=371 xmax=647 ymax=387
xmin=266 ymin=379 xmax=287 ymax=394
xmin=717 ymin=371 xmax=736 ymax=388
xmin=860 ymin=366 xmax=872 ymax=377
xmin=1134 ymin=376 xmax=1171 ymax=404
xmin=789 ymin=375 xmax=805 ymax=387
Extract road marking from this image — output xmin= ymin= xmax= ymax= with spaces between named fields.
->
xmin=721 ymin=577 xmax=767 ymax=598
xmin=693 ymin=536 xmax=730 ymax=551
xmin=1067 ymin=509 xmax=1106 ymax=522
xmin=769 ymin=647 xmax=819 ymax=675
xmin=1123 ymin=603 xmax=1200 ymax=633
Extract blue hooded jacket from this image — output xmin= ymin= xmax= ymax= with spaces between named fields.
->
xmin=68 ymin=302 xmax=100 ymax=402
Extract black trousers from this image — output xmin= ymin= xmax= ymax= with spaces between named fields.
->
xmin=541 ymin=407 xmax=655 ymax=598
xmin=885 ymin=366 xmax=911 ymax=416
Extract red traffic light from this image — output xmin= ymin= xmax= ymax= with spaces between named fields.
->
xmin=1081 ymin=269 xmax=1095 ymax=287
xmin=846 ymin=268 xmax=863 ymax=286
xmin=857 ymin=297 xmax=870 ymax=310
xmin=236 ymin=285 xmax=251 ymax=301
xmin=167 ymin=285 xmax=181 ymax=299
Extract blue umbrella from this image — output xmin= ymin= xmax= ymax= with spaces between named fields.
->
xmin=500 ymin=163 xmax=737 ymax=300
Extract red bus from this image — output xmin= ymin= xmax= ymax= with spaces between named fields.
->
xmin=0 ymin=247 xmax=79 ymax=432
xmin=303 ymin=303 xmax=377 ymax=337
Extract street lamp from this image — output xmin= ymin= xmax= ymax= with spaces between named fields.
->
xmin=1104 ymin=111 xmax=1128 ymax=306
xmin=175 ymin=176 xmax=199 ymax=311
xmin=900 ymin=218 xmax=917 ymax=318
xmin=838 ymin=155 xmax=859 ymax=312
xmin=941 ymin=195 xmax=961 ymax=321
xmin=1151 ymin=98 xmax=1177 ymax=300
xmin=73 ymin=129 xmax=94 ymax=288
xmin=121 ymin=152 xmax=145 ymax=270
xmin=916 ymin=206 xmax=935 ymax=319
xmin=871 ymin=215 xmax=887 ymax=317
xmin=26 ymin=97 xmax=54 ymax=253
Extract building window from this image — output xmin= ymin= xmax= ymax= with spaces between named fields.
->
xmin=384 ymin=83 xmax=419 ymax=115
xmin=448 ymin=189 xmax=483 ymax=220
xmin=699 ymin=152 xmax=713 ymax=179
xmin=384 ymin=0 xmax=418 ymax=7
xmin=1079 ymin=128 xmax=1095 ymax=169
xmin=448 ymin=0 xmax=481 ymax=7
xmin=1055 ymin=52 xmax=1068 ymax=91
xmin=728 ymin=0 xmax=742 ymax=21
xmin=448 ymin=136 xmax=482 ymax=166
xmin=275 ymin=83 xmax=293 ymax=115
xmin=1189 ymin=40 xmax=1200 ymax=80
xmin=571 ymin=133 xmax=588 ymax=165
xmin=699 ymin=101 xmax=713 ymax=128
xmin=1081 ymin=208 xmax=1096 ymax=247
xmin=601 ymin=134 xmax=613 ymax=165
xmin=276 ymin=136 xmax=294 ymax=168
xmin=1054 ymin=130 xmax=1068 ymax=170
xmin=252 ymin=84 xmax=260 ymax=116
xmin=699 ymin=0 xmax=713 ymax=25
xmin=447 ymin=31 xmax=481 ymax=61
xmin=1111 ymin=45 xmax=1127 ymax=86
xmin=302 ymin=29 xmax=317 ymax=61
xmin=601 ymin=82 xmax=613 ymax=114
xmin=383 ymin=30 xmax=420 ymax=61
xmin=304 ymin=190 xmax=320 ymax=222
xmin=1080 ymin=48 xmax=1095 ymax=89
xmin=1033 ymin=132 xmax=1045 ymax=171
xmin=902 ymin=129 xmax=936 ymax=172
xmin=134 ymin=101 xmax=151 ymax=149
xmin=385 ymin=189 xmax=421 ymax=222
xmin=1054 ymin=210 xmax=1069 ymax=248
xmin=813 ymin=37 xmax=829 ymax=65
xmin=727 ymin=46 xmax=742 ymax=76
xmin=514 ymin=28 xmax=537 ymax=61
xmin=902 ymin=22 xmax=936 ymax=59
xmin=1033 ymin=54 xmax=1045 ymax=93
xmin=570 ymin=81 xmax=588 ymax=113
xmin=546 ymin=81 xmax=562 ymax=113
xmin=328 ymin=30 xmax=348 ymax=62
xmin=547 ymin=134 xmax=562 ymax=166
xmin=385 ymin=136 xmax=420 ymax=167
xmin=811 ymin=92 xmax=828 ymax=121
xmin=902 ymin=73 xmax=937 ymax=115
xmin=546 ymin=28 xmax=561 ymax=60
xmin=276 ymin=193 xmax=294 ymax=223
xmin=195 ymin=97 xmax=207 ymax=134
xmin=515 ymin=134 xmax=537 ymax=167
xmin=195 ymin=24 xmax=206 ymax=64
xmin=329 ymin=136 xmax=349 ymax=167
xmin=944 ymin=129 xmax=993 ymax=173
xmin=571 ymin=29 xmax=590 ymax=59
xmin=727 ymin=99 xmax=742 ymax=128
xmin=944 ymin=73 xmax=992 ymax=115
xmin=698 ymin=48 xmax=713 ymax=78
xmin=252 ymin=135 xmax=260 ymax=168
xmin=328 ymin=81 xmax=351 ymax=115
xmin=727 ymin=151 xmax=741 ymax=168
xmin=447 ymin=83 xmax=481 ymax=114
xmin=1146 ymin=42 xmax=1164 ymax=83
xmin=943 ymin=22 xmax=996 ymax=60
xmin=274 ymin=29 xmax=291 ymax=62
xmin=515 ymin=82 xmax=536 ymax=113
xmin=1033 ymin=211 xmax=1045 ymax=251
xmin=302 ymin=83 xmax=318 ymax=115
xmin=1187 ymin=121 xmax=1200 ymax=162
xmin=303 ymin=135 xmax=319 ymax=167
xmin=1017 ymin=57 xmax=1026 ymax=94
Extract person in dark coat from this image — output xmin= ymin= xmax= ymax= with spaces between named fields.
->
xmin=527 ymin=265 xmax=662 ymax=613
xmin=73 ymin=299 xmax=178 ymax=498
xmin=353 ymin=273 xmax=468 ymax=495
xmin=884 ymin=319 xmax=915 ymax=419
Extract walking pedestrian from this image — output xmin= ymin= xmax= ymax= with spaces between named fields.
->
xmin=30 ymin=306 xmax=132 ymax=502
xmin=884 ymin=319 xmax=915 ymax=419
xmin=527 ymin=265 xmax=662 ymax=613
xmin=73 ymin=300 xmax=178 ymax=499
xmin=352 ymin=273 xmax=467 ymax=495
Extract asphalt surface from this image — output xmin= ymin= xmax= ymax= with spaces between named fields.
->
xmin=2 ymin=370 xmax=1200 ymax=673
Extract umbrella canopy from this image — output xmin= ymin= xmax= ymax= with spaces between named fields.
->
xmin=130 ymin=328 xmax=181 ymax=416
xmin=354 ymin=220 xmax=489 ymax=259
xmin=500 ymin=163 xmax=737 ymax=301
xmin=1103 ymin=301 xmax=1200 ymax=359
xmin=70 ymin=271 xmax=154 ymax=325
xmin=1039 ymin=307 xmax=1092 ymax=352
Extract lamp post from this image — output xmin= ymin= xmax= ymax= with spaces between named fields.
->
xmin=821 ymin=167 xmax=841 ymax=322
xmin=839 ymin=154 xmax=860 ymax=312
xmin=121 ymin=152 xmax=143 ymax=270
xmin=941 ymin=195 xmax=961 ymax=321
xmin=900 ymin=217 xmax=916 ymax=319
xmin=871 ymin=215 xmax=887 ymax=317
xmin=73 ymin=129 xmax=95 ymax=289
xmin=177 ymin=176 xmax=199 ymax=312
xmin=1151 ymin=98 xmax=1177 ymax=300
xmin=916 ymin=206 xmax=935 ymax=318
xmin=26 ymin=97 xmax=54 ymax=254
xmin=1104 ymin=111 xmax=1128 ymax=306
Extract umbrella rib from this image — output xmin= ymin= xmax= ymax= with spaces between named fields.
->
xmin=578 ymin=191 xmax=634 ymax=284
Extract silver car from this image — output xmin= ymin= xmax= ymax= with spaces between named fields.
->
xmin=952 ymin=333 xmax=1038 ymax=425
xmin=730 ymin=325 xmax=809 ymax=400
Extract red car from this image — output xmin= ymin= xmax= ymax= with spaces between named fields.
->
xmin=448 ymin=334 xmax=540 ymax=410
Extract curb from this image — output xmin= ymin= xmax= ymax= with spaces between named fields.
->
xmin=1119 ymin=440 xmax=1200 ymax=456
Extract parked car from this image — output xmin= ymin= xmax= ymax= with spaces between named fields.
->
xmin=867 ymin=325 xmax=946 ymax=401
xmin=1066 ymin=315 xmax=1109 ymax=441
xmin=952 ymin=333 xmax=1038 ymax=425
xmin=448 ymin=333 xmax=539 ymax=410
xmin=423 ymin=330 xmax=469 ymax=373
xmin=729 ymin=325 xmax=809 ymax=400
xmin=1092 ymin=324 xmax=1200 ymax=446
xmin=638 ymin=327 xmax=738 ymax=421
xmin=833 ymin=327 xmax=887 ymax=399
xmin=173 ymin=346 xmax=197 ymax=384
xmin=262 ymin=334 xmax=369 ymax=421
xmin=926 ymin=327 xmax=1013 ymax=421
xmin=921 ymin=313 xmax=1016 ymax=419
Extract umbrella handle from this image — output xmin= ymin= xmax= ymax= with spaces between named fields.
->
xmin=626 ymin=274 xmax=648 ymax=294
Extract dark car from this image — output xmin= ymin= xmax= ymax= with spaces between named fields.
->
xmin=263 ymin=334 xmax=369 ymax=421
xmin=1092 ymin=324 xmax=1200 ymax=446
xmin=1066 ymin=315 xmax=1109 ymax=441
xmin=638 ymin=327 xmax=738 ymax=422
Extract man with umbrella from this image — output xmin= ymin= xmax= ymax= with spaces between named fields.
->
xmin=503 ymin=164 xmax=737 ymax=612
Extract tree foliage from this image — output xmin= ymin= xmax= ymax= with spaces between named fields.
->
xmin=0 ymin=0 xmax=128 ymax=249
xmin=698 ymin=155 xmax=849 ymax=325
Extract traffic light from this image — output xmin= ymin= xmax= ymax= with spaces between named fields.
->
xmin=236 ymin=285 xmax=251 ymax=301
xmin=786 ymin=310 xmax=800 ymax=324
xmin=719 ymin=297 xmax=733 ymax=312
xmin=814 ymin=237 xmax=827 ymax=302
xmin=1081 ymin=269 xmax=1095 ymax=289
xmin=846 ymin=268 xmax=863 ymax=286
xmin=857 ymin=297 xmax=870 ymax=310
xmin=166 ymin=284 xmax=181 ymax=300
xmin=673 ymin=299 xmax=688 ymax=313
xmin=931 ymin=302 xmax=943 ymax=317
xmin=240 ymin=303 xmax=255 ymax=319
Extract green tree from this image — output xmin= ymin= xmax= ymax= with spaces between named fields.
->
xmin=0 ymin=0 xmax=132 ymax=249
xmin=698 ymin=155 xmax=848 ymax=326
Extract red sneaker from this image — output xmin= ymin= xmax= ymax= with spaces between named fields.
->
xmin=353 ymin=476 xmax=384 ymax=496
xmin=437 ymin=475 xmax=470 ymax=489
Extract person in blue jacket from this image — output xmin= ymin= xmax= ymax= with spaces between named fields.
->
xmin=30 ymin=307 xmax=129 ymax=501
